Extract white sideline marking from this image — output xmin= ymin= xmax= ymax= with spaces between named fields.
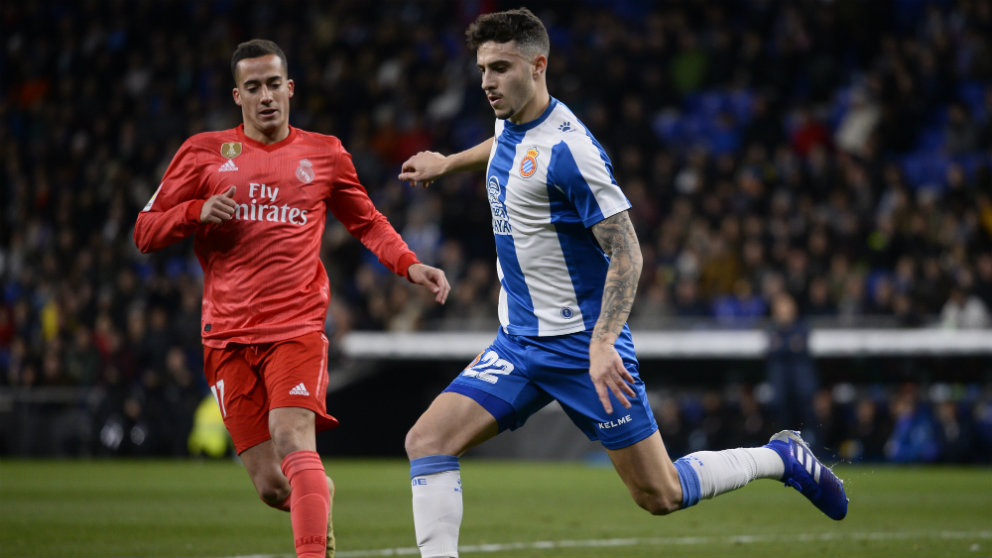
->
xmin=226 ymin=530 xmax=992 ymax=558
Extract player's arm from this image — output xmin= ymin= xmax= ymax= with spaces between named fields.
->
xmin=330 ymin=147 xmax=450 ymax=304
xmin=398 ymin=137 xmax=494 ymax=188
xmin=589 ymin=210 xmax=643 ymax=414
xmin=134 ymin=143 xmax=236 ymax=253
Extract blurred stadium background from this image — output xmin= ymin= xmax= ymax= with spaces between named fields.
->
xmin=3 ymin=0 xmax=992 ymax=470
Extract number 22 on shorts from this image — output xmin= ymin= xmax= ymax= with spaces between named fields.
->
xmin=462 ymin=350 xmax=514 ymax=384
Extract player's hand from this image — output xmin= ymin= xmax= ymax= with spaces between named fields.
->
xmin=200 ymin=186 xmax=237 ymax=224
xmin=398 ymin=151 xmax=446 ymax=188
xmin=589 ymin=339 xmax=636 ymax=414
xmin=408 ymin=263 xmax=450 ymax=305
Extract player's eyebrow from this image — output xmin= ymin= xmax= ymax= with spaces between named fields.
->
xmin=478 ymin=58 xmax=513 ymax=70
xmin=242 ymin=75 xmax=283 ymax=87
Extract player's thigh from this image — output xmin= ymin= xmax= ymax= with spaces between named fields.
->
xmin=203 ymin=345 xmax=270 ymax=455
xmin=525 ymin=333 xmax=658 ymax=450
xmin=260 ymin=332 xmax=338 ymax=434
xmin=439 ymin=330 xmax=552 ymax=433
xmin=268 ymin=406 xmax=317 ymax=456
xmin=406 ymin=391 xmax=500 ymax=458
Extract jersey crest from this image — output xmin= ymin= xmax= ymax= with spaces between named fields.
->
xmin=519 ymin=147 xmax=538 ymax=178
xmin=296 ymin=159 xmax=315 ymax=183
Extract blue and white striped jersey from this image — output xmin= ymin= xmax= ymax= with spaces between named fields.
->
xmin=486 ymin=97 xmax=631 ymax=336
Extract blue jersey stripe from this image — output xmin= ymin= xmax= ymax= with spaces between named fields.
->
xmin=554 ymin=218 xmax=609 ymax=330
xmin=491 ymin=126 xmax=537 ymax=332
xmin=548 ymin=141 xmax=607 ymax=226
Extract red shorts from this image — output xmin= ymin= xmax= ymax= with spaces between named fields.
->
xmin=203 ymin=331 xmax=339 ymax=454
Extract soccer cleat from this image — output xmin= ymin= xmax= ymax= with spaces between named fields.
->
xmin=326 ymin=476 xmax=336 ymax=558
xmin=765 ymin=430 xmax=848 ymax=520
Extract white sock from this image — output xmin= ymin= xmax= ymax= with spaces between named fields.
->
xmin=678 ymin=447 xmax=784 ymax=501
xmin=411 ymin=469 xmax=462 ymax=558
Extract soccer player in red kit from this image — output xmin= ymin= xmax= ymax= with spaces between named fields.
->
xmin=134 ymin=39 xmax=450 ymax=558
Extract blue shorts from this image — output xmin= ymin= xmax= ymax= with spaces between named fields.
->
xmin=444 ymin=327 xmax=658 ymax=450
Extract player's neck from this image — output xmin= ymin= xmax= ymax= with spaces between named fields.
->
xmin=509 ymin=89 xmax=551 ymax=126
xmin=244 ymin=124 xmax=291 ymax=145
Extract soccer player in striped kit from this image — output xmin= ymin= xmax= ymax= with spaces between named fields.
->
xmin=399 ymin=9 xmax=847 ymax=558
xmin=135 ymin=39 xmax=450 ymax=558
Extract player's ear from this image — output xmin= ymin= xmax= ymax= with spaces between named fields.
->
xmin=287 ymin=79 xmax=295 ymax=99
xmin=233 ymin=87 xmax=242 ymax=107
xmin=532 ymin=55 xmax=547 ymax=79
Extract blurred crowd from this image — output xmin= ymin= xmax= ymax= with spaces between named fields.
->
xmin=2 ymin=0 xmax=992 ymax=461
xmin=654 ymin=380 xmax=992 ymax=465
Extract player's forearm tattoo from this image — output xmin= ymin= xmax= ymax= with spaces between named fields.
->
xmin=591 ymin=211 xmax=643 ymax=343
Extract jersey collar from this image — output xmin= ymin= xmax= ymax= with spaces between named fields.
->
xmin=236 ymin=124 xmax=298 ymax=151
xmin=502 ymin=97 xmax=559 ymax=133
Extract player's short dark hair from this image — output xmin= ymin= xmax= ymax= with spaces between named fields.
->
xmin=466 ymin=7 xmax=549 ymax=57
xmin=230 ymin=39 xmax=288 ymax=83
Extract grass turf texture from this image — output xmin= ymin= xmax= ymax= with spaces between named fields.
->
xmin=1 ymin=459 xmax=990 ymax=557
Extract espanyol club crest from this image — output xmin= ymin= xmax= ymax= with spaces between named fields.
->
xmin=519 ymin=147 xmax=538 ymax=178
xmin=296 ymin=159 xmax=314 ymax=183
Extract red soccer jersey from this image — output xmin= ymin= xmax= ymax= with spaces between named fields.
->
xmin=135 ymin=124 xmax=419 ymax=347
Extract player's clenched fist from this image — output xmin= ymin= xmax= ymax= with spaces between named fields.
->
xmin=200 ymin=185 xmax=237 ymax=223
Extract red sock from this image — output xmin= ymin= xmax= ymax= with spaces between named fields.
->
xmin=281 ymin=451 xmax=329 ymax=558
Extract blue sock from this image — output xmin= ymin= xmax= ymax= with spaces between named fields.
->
xmin=410 ymin=455 xmax=460 ymax=479
xmin=673 ymin=457 xmax=701 ymax=508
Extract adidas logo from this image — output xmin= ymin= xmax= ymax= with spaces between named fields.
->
xmin=218 ymin=159 xmax=239 ymax=172
xmin=289 ymin=382 xmax=310 ymax=396
xmin=794 ymin=443 xmax=822 ymax=482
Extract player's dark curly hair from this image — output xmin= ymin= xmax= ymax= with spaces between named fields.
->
xmin=466 ymin=7 xmax=549 ymax=57
xmin=230 ymin=39 xmax=288 ymax=83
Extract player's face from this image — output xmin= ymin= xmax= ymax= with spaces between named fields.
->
xmin=232 ymin=54 xmax=294 ymax=143
xmin=476 ymin=41 xmax=545 ymax=124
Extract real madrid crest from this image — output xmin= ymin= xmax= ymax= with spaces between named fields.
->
xmin=296 ymin=159 xmax=314 ymax=183
xmin=220 ymin=142 xmax=242 ymax=159
xmin=519 ymin=147 xmax=538 ymax=178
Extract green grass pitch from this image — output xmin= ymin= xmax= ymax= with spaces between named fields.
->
xmin=1 ymin=458 xmax=990 ymax=557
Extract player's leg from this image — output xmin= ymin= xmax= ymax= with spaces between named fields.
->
xmin=205 ymin=343 xmax=292 ymax=509
xmin=262 ymin=332 xmax=341 ymax=558
xmin=269 ymin=407 xmax=330 ymax=558
xmin=405 ymin=392 xmax=500 ymax=558
xmin=605 ymin=431 xmax=683 ymax=514
xmin=531 ymin=330 xmax=792 ymax=517
xmin=240 ymin=438 xmax=336 ymax=557
xmin=205 ymin=339 xmax=337 ymax=557
xmin=608 ymin=430 xmax=785 ymax=514
xmin=406 ymin=392 xmax=501 ymax=458
xmin=610 ymin=428 xmax=848 ymax=520
xmin=241 ymin=439 xmax=292 ymax=509
xmin=405 ymin=331 xmax=549 ymax=558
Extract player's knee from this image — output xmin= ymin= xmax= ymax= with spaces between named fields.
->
xmin=404 ymin=423 xmax=449 ymax=459
xmin=635 ymin=492 xmax=682 ymax=516
xmin=257 ymin=481 xmax=291 ymax=509
xmin=404 ymin=425 xmax=431 ymax=459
